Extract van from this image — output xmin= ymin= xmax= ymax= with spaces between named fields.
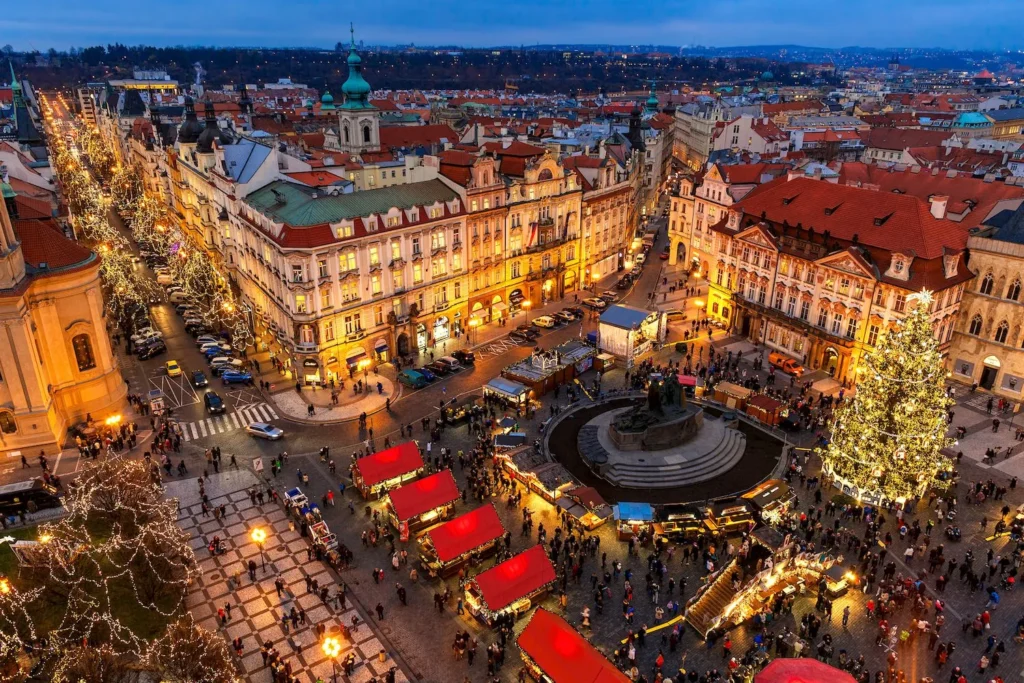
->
xmin=156 ymin=274 xmax=174 ymax=285
xmin=665 ymin=310 xmax=687 ymax=322
xmin=0 ymin=478 xmax=63 ymax=516
xmin=768 ymin=351 xmax=806 ymax=377
xmin=397 ymin=369 xmax=428 ymax=389
xmin=437 ymin=356 xmax=462 ymax=372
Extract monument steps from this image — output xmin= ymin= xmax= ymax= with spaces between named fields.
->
xmin=604 ymin=429 xmax=746 ymax=488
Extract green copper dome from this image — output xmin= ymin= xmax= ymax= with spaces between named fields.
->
xmin=340 ymin=24 xmax=374 ymax=110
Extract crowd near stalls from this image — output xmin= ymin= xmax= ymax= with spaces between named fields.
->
xmin=464 ymin=545 xmax=557 ymax=626
xmin=483 ymin=377 xmax=532 ymax=408
xmin=501 ymin=341 xmax=597 ymax=397
xmin=351 ymin=441 xmax=425 ymax=499
xmin=555 ymin=486 xmax=613 ymax=530
xmin=496 ymin=445 xmax=576 ymax=504
xmin=385 ymin=469 xmax=460 ymax=535
xmin=418 ymin=503 xmax=507 ymax=578
xmin=517 ymin=608 xmax=629 ymax=683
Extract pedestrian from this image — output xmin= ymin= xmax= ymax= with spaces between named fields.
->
xmin=248 ymin=559 xmax=257 ymax=581
xmin=375 ymin=602 xmax=385 ymax=620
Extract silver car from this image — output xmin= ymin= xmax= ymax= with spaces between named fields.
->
xmin=246 ymin=422 xmax=283 ymax=440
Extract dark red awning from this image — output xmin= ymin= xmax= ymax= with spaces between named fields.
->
xmin=354 ymin=442 xmax=423 ymax=488
xmin=517 ymin=609 xmax=628 ymax=683
xmin=428 ymin=504 xmax=506 ymax=563
xmin=474 ymin=545 xmax=555 ymax=612
xmin=755 ymin=659 xmax=857 ymax=683
xmin=387 ymin=470 xmax=459 ymax=521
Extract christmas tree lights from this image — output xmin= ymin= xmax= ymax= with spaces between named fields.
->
xmin=819 ymin=291 xmax=953 ymax=503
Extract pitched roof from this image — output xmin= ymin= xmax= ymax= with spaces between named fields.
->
xmin=379 ymin=124 xmax=457 ymax=151
xmin=863 ymin=127 xmax=953 ymax=151
xmin=283 ymin=171 xmax=349 ymax=188
xmin=735 ymin=177 xmax=968 ymax=258
xmin=763 ymin=100 xmax=823 ymax=115
xmin=481 ymin=140 xmax=546 ymax=158
xmin=15 ymin=219 xmax=95 ymax=273
xmin=221 ymin=140 xmax=273 ymax=184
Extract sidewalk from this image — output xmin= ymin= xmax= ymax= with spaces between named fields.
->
xmin=266 ymin=371 xmax=397 ymax=424
xmin=168 ymin=469 xmax=408 ymax=683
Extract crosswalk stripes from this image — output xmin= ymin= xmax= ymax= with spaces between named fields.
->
xmin=179 ymin=402 xmax=280 ymax=442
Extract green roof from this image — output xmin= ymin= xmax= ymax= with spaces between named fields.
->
xmin=246 ymin=179 xmax=458 ymax=227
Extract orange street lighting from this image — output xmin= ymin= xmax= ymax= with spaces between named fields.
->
xmin=323 ymin=636 xmax=343 ymax=679
xmin=0 ymin=578 xmax=11 ymax=594
xmin=250 ymin=527 xmax=268 ymax=571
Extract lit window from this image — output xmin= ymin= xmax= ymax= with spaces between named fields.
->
xmin=73 ymin=334 xmax=96 ymax=372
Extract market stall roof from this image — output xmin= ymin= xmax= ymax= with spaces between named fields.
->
xmin=570 ymin=486 xmax=608 ymax=511
xmin=498 ymin=416 xmax=518 ymax=429
xmin=748 ymin=394 xmax=783 ymax=412
xmin=354 ymin=442 xmax=424 ymax=488
xmin=474 ymin=545 xmax=556 ymax=612
xmin=743 ymin=479 xmax=793 ymax=511
xmin=715 ymin=381 xmax=753 ymax=399
xmin=755 ymin=657 xmax=857 ymax=683
xmin=494 ymin=432 xmax=528 ymax=448
xmin=485 ymin=377 xmax=529 ymax=399
xmin=387 ymin=469 xmax=460 ymax=521
xmin=518 ymin=608 xmax=629 ymax=683
xmin=677 ymin=374 xmax=698 ymax=386
xmin=599 ymin=305 xmax=650 ymax=330
xmin=428 ymin=503 xmax=506 ymax=564
xmin=613 ymin=502 xmax=654 ymax=522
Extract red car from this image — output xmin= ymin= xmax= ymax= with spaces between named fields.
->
xmin=659 ymin=249 xmax=670 ymax=260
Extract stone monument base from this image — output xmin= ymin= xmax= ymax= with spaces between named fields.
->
xmin=608 ymin=403 xmax=704 ymax=451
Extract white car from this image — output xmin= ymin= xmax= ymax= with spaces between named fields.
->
xmin=583 ymin=297 xmax=608 ymax=310
xmin=532 ymin=315 xmax=557 ymax=328
xmin=635 ymin=253 xmax=646 ymax=265
xmin=195 ymin=335 xmax=219 ymax=347
xmin=131 ymin=328 xmax=162 ymax=343
xmin=246 ymin=422 xmax=283 ymax=440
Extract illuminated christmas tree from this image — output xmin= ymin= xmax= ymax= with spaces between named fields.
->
xmin=820 ymin=290 xmax=953 ymax=503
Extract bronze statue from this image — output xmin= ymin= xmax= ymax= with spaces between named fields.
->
xmin=647 ymin=380 xmax=663 ymax=414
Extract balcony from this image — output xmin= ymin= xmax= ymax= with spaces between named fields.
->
xmin=539 ymin=217 xmax=555 ymax=228
xmin=294 ymin=341 xmax=319 ymax=354
xmin=735 ymin=293 xmax=854 ymax=349
xmin=434 ymin=301 xmax=451 ymax=313
xmin=346 ymin=330 xmax=366 ymax=342
xmin=389 ymin=258 xmax=405 ymax=269
xmin=318 ymin=275 xmax=332 ymax=285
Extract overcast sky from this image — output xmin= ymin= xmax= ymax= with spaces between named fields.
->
xmin=3 ymin=0 xmax=1021 ymax=52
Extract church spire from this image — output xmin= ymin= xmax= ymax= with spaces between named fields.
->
xmin=340 ymin=25 xmax=374 ymax=110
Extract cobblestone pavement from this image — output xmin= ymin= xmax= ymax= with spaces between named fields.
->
xmin=168 ymin=470 xmax=408 ymax=683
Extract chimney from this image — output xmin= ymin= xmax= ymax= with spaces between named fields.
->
xmin=929 ymin=195 xmax=948 ymax=220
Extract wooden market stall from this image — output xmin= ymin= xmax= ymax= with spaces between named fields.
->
xmin=746 ymin=394 xmax=783 ymax=426
xmin=613 ymin=502 xmax=655 ymax=541
xmin=703 ymin=500 xmax=755 ymax=537
xmin=464 ymin=545 xmax=556 ymax=626
xmin=755 ymin=658 xmax=856 ymax=683
xmin=419 ymin=503 xmax=507 ymax=578
xmin=483 ymin=377 xmax=531 ymax=408
xmin=499 ymin=446 xmax=576 ymax=504
xmin=713 ymin=381 xmax=752 ymax=410
xmin=517 ymin=608 xmax=629 ymax=683
xmin=742 ymin=479 xmax=796 ymax=525
xmin=352 ymin=442 xmax=425 ymax=499
xmin=386 ymin=469 xmax=460 ymax=536
xmin=563 ymin=486 xmax=613 ymax=530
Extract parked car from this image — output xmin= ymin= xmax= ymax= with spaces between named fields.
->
xmin=509 ymin=331 xmax=530 ymax=343
xmin=195 ymin=335 xmax=219 ymax=347
xmin=0 ymin=479 xmax=62 ymax=517
xmin=246 ymin=422 xmax=283 ymax=440
xmin=204 ymin=391 xmax=226 ymax=414
xmin=189 ymin=325 xmax=212 ymax=338
xmin=397 ymin=369 xmax=428 ymax=389
xmin=659 ymin=248 xmax=670 ymax=260
xmin=156 ymin=274 xmax=174 ymax=285
xmin=451 ymin=349 xmax=475 ymax=365
xmin=437 ymin=356 xmax=462 ymax=372
xmin=616 ymin=277 xmax=633 ymax=290
xmin=553 ymin=311 xmax=575 ymax=324
xmin=203 ymin=346 xmax=230 ymax=360
xmin=212 ymin=359 xmax=245 ymax=376
xmin=221 ymin=369 xmax=254 ymax=385
xmin=564 ymin=306 xmax=585 ymax=319
xmin=532 ymin=315 xmax=557 ymax=328
xmin=137 ymin=341 xmax=166 ymax=360
xmin=192 ymin=370 xmax=209 ymax=387
xmin=416 ymin=367 xmax=437 ymax=382
xmin=130 ymin=327 xmax=161 ymax=343
xmin=427 ymin=360 xmax=451 ymax=376
xmin=515 ymin=324 xmax=541 ymax=340
xmin=599 ymin=291 xmax=618 ymax=302
xmin=168 ymin=292 xmax=190 ymax=304
xmin=768 ymin=351 xmax=806 ymax=377
xmin=583 ymin=297 xmax=607 ymax=310
xmin=165 ymin=360 xmax=182 ymax=377
xmin=631 ymin=265 xmax=643 ymax=276
xmin=665 ymin=310 xmax=687 ymax=322
xmin=635 ymin=253 xmax=647 ymax=265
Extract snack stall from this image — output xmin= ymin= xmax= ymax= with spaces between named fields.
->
xmin=613 ymin=502 xmax=655 ymax=541
xmin=419 ymin=503 xmax=507 ymax=578
xmin=742 ymin=479 xmax=797 ymax=525
xmin=746 ymin=394 xmax=783 ymax=426
xmin=352 ymin=442 xmax=425 ymax=499
xmin=498 ymin=446 xmax=576 ymax=504
xmin=386 ymin=469 xmax=460 ymax=535
xmin=464 ymin=545 xmax=556 ymax=627
xmin=484 ymin=377 xmax=531 ymax=408
xmin=517 ymin=608 xmax=629 ymax=683
xmin=713 ymin=381 xmax=752 ymax=410
xmin=502 ymin=341 xmax=597 ymax=398
xmin=561 ymin=486 xmax=613 ymax=530
xmin=654 ymin=504 xmax=706 ymax=543
xmin=703 ymin=500 xmax=755 ymax=537
xmin=824 ymin=564 xmax=859 ymax=598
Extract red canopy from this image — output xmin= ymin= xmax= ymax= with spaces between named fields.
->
xmin=474 ymin=545 xmax=555 ymax=612
xmin=354 ymin=442 xmax=423 ymax=488
xmin=387 ymin=470 xmax=460 ymax=521
xmin=428 ymin=504 xmax=506 ymax=563
xmin=755 ymin=659 xmax=857 ymax=683
xmin=518 ymin=609 xmax=628 ymax=683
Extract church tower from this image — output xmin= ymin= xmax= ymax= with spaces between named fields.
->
xmin=0 ymin=170 xmax=27 ymax=290
xmin=336 ymin=25 xmax=379 ymax=156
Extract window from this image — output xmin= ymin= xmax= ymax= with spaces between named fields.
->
xmin=341 ymin=280 xmax=359 ymax=303
xmin=774 ymin=291 xmax=784 ymax=309
xmin=344 ymin=314 xmax=362 ymax=335
xmin=893 ymin=293 xmax=906 ymax=313
xmin=873 ymin=287 xmax=885 ymax=306
xmin=0 ymin=412 xmax=16 ymax=434
xmin=453 ymin=252 xmax=462 ymax=271
xmin=338 ymin=224 xmax=354 ymax=239
xmin=846 ymin=317 xmax=858 ymax=339
xmin=867 ymin=324 xmax=880 ymax=347
xmin=567 ymin=245 xmax=576 ymax=261
xmin=429 ymin=207 xmax=443 ymax=219
xmin=980 ymin=272 xmax=994 ymax=295
xmin=362 ymin=125 xmax=370 ymax=143
xmin=758 ymin=285 xmax=767 ymax=305
xmin=454 ymin=281 xmax=462 ymax=299
xmin=412 ymin=237 xmax=421 ymax=256
xmin=831 ymin=313 xmax=843 ymax=335
xmin=318 ymin=259 xmax=329 ymax=279
xmin=431 ymin=232 xmax=446 ymax=251
xmin=324 ymin=321 xmax=335 ymax=342
xmin=435 ymin=285 xmax=448 ymax=304
xmin=799 ymin=300 xmax=810 ymax=321
xmin=387 ymin=216 xmax=401 ymax=227
xmin=817 ymin=308 xmax=828 ymax=328
xmin=969 ymin=314 xmax=983 ymax=336
xmin=339 ymin=251 xmax=356 ymax=273
xmin=431 ymin=256 xmax=447 ymax=277
xmin=291 ymin=264 xmax=304 ymax=282
xmin=72 ymin=334 xmax=96 ymax=372
xmin=369 ymin=245 xmax=380 ymax=267
xmin=393 ymin=269 xmax=404 ymax=291
xmin=1008 ymin=279 xmax=1022 ymax=301
xmin=511 ymin=261 xmax=521 ymax=278
xmin=371 ymin=274 xmax=381 ymax=295
xmin=320 ymin=289 xmax=331 ymax=309
xmin=786 ymin=296 xmax=797 ymax=316
xmin=839 ymin=278 xmax=850 ymax=295
xmin=995 ymin=320 xmax=1010 ymax=344
xmin=413 ymin=263 xmax=423 ymax=284
xmin=374 ymin=305 xmax=384 ymax=326
xmin=391 ymin=241 xmax=401 ymax=261
xmin=294 ymin=294 xmax=307 ymax=314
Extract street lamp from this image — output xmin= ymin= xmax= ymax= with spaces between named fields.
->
xmin=250 ymin=527 xmax=267 ymax=571
xmin=322 ymin=636 xmax=342 ymax=682
xmin=522 ymin=300 xmax=532 ymax=326
xmin=0 ymin=578 xmax=11 ymax=595
xmin=469 ymin=317 xmax=479 ymax=345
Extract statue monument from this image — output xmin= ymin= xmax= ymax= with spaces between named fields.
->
xmin=610 ymin=374 xmax=702 ymax=451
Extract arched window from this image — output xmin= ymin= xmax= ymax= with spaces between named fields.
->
xmin=969 ymin=314 xmax=983 ymax=336
xmin=995 ymin=320 xmax=1010 ymax=344
xmin=980 ymin=272 xmax=995 ymax=295
xmin=1008 ymin=278 xmax=1021 ymax=301
xmin=0 ymin=412 xmax=16 ymax=434
xmin=343 ymin=125 xmax=350 ymax=144
xmin=72 ymin=334 xmax=96 ymax=372
xmin=362 ymin=125 xmax=371 ymax=144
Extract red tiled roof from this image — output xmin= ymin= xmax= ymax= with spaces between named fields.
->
xmin=283 ymin=171 xmax=347 ymax=188
xmin=15 ymin=219 xmax=94 ymax=272
xmin=13 ymin=195 xmax=52 ymax=220
xmin=379 ymin=124 xmax=457 ymax=150
xmin=736 ymin=177 xmax=968 ymax=259
xmin=438 ymin=150 xmax=476 ymax=186
xmin=0 ymin=88 xmax=12 ymax=104
xmin=718 ymin=163 xmax=788 ymax=185
xmin=763 ymin=100 xmax=823 ymax=115
xmin=481 ymin=140 xmax=546 ymax=158
xmin=863 ymin=128 xmax=953 ymax=151
xmin=751 ymin=118 xmax=789 ymax=142
xmin=369 ymin=99 xmax=400 ymax=111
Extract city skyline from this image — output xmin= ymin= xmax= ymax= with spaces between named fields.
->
xmin=2 ymin=0 xmax=1023 ymax=53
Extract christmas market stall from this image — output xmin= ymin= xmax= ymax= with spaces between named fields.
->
xmin=713 ymin=381 xmax=752 ymax=410
xmin=501 ymin=341 xmax=597 ymax=397
xmin=703 ymin=500 xmax=755 ymax=537
xmin=653 ymin=504 xmax=707 ymax=543
xmin=419 ymin=503 xmax=507 ymax=578
xmin=498 ymin=445 xmax=576 ymax=503
xmin=484 ymin=377 xmax=531 ymax=408
xmin=597 ymin=305 xmax=666 ymax=368
xmin=754 ymin=658 xmax=856 ymax=683
xmin=560 ymin=486 xmax=613 ymax=530
xmin=746 ymin=394 xmax=783 ymax=426
xmin=823 ymin=564 xmax=859 ymax=598
xmin=352 ymin=441 xmax=425 ymax=499
xmin=386 ymin=469 xmax=460 ymax=536
xmin=517 ymin=608 xmax=628 ymax=683
xmin=613 ymin=502 xmax=655 ymax=541
xmin=464 ymin=545 xmax=556 ymax=626
xmin=742 ymin=479 xmax=797 ymax=525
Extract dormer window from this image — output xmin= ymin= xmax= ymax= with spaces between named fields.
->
xmin=429 ymin=207 xmax=443 ymax=219
xmin=943 ymin=253 xmax=959 ymax=279
xmin=893 ymin=260 xmax=904 ymax=274
xmin=387 ymin=216 xmax=401 ymax=228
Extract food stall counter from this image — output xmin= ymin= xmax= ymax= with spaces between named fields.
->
xmin=386 ymin=469 xmax=460 ymax=535
xmin=464 ymin=545 xmax=555 ymax=626
xmin=613 ymin=502 xmax=655 ymax=541
xmin=419 ymin=503 xmax=506 ymax=577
